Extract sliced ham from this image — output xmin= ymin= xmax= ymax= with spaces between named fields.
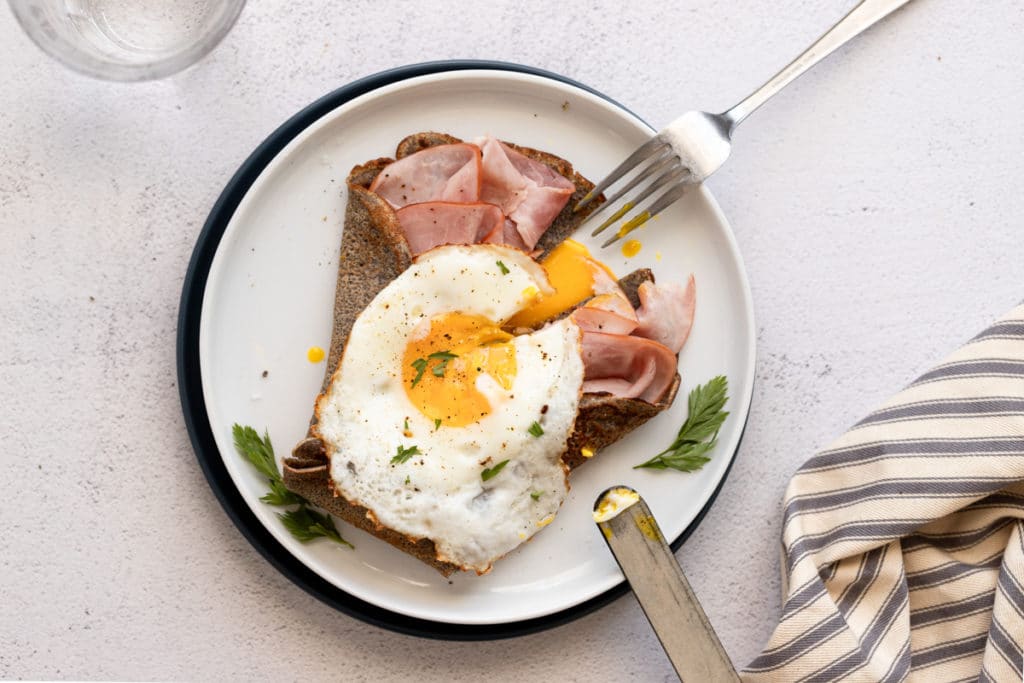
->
xmin=395 ymin=202 xmax=505 ymax=256
xmin=369 ymin=143 xmax=481 ymax=208
xmin=635 ymin=275 xmax=696 ymax=354
xmin=481 ymin=218 xmax=530 ymax=251
xmin=477 ymin=137 xmax=575 ymax=249
xmin=587 ymin=292 xmax=638 ymax=319
xmin=580 ymin=331 xmax=678 ymax=403
xmin=571 ymin=292 xmax=639 ymax=336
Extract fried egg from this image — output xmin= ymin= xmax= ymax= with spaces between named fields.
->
xmin=314 ymin=245 xmax=585 ymax=573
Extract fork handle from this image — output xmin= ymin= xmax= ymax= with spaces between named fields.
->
xmin=723 ymin=0 xmax=913 ymax=129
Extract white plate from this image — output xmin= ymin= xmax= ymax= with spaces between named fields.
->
xmin=198 ymin=68 xmax=756 ymax=626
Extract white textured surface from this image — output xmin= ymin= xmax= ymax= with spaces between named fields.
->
xmin=1 ymin=1 xmax=1021 ymax=680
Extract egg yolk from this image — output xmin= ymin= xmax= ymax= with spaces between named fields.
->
xmin=506 ymin=240 xmax=616 ymax=329
xmin=621 ymin=239 xmax=642 ymax=258
xmin=402 ymin=312 xmax=516 ymax=427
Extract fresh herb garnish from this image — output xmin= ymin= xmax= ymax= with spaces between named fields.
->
xmin=429 ymin=350 xmax=458 ymax=377
xmin=261 ymin=478 xmax=300 ymax=506
xmin=411 ymin=351 xmax=459 ymax=385
xmin=279 ymin=506 xmax=352 ymax=546
xmin=391 ymin=444 xmax=421 ymax=465
xmin=530 ymin=491 xmax=543 ymax=501
xmin=233 ymin=424 xmax=282 ymax=482
xmin=233 ymin=425 xmax=303 ymax=506
xmin=635 ymin=376 xmax=729 ymax=473
xmin=405 ymin=474 xmax=411 ymax=485
xmin=410 ymin=357 xmax=429 ymax=387
xmin=481 ymin=459 xmax=510 ymax=481
xmin=434 ymin=418 xmax=442 ymax=430
xmin=528 ymin=421 xmax=544 ymax=437
xmin=232 ymin=424 xmax=352 ymax=547
xmin=403 ymin=417 xmax=409 ymax=431
xmin=496 ymin=260 xmax=510 ymax=275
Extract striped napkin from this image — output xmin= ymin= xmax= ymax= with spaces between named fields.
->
xmin=744 ymin=304 xmax=1024 ymax=682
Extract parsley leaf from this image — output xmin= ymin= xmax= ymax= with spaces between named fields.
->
xmin=481 ymin=459 xmax=510 ymax=481
xmin=391 ymin=444 xmax=421 ymax=465
xmin=634 ymin=376 xmax=729 ymax=473
xmin=410 ymin=357 xmax=428 ymax=387
xmin=261 ymin=478 xmax=303 ymax=506
xmin=232 ymin=423 xmax=351 ymax=547
xmin=233 ymin=425 xmax=302 ymax=506
xmin=232 ymin=424 xmax=279 ymax=482
xmin=496 ymin=260 xmax=510 ymax=275
xmin=527 ymin=421 xmax=544 ymax=437
xmin=428 ymin=350 xmax=458 ymax=377
xmin=279 ymin=506 xmax=353 ymax=547
xmin=434 ymin=418 xmax=442 ymax=431
xmin=530 ymin=491 xmax=543 ymax=501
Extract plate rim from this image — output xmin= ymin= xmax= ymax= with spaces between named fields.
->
xmin=177 ymin=59 xmax=753 ymax=640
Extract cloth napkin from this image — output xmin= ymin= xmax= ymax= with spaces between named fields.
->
xmin=743 ymin=304 xmax=1024 ymax=682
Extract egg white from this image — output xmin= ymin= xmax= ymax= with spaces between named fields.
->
xmin=314 ymin=245 xmax=585 ymax=573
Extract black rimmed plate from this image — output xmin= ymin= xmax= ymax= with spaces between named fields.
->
xmin=177 ymin=60 xmax=755 ymax=639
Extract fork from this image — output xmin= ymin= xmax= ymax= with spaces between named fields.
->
xmin=578 ymin=0 xmax=914 ymax=247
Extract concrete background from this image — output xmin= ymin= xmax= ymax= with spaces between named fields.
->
xmin=2 ymin=1 xmax=1021 ymax=680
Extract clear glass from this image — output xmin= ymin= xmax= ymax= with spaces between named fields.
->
xmin=8 ymin=0 xmax=246 ymax=81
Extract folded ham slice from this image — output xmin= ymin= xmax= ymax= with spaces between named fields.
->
xmin=635 ymin=275 xmax=696 ymax=354
xmin=370 ymin=137 xmax=576 ymax=253
xmin=395 ymin=202 xmax=505 ymax=256
xmin=369 ymin=143 xmax=481 ymax=208
xmin=581 ymin=332 xmax=678 ymax=403
xmin=477 ymin=137 xmax=576 ymax=249
xmin=573 ymin=275 xmax=698 ymax=403
xmin=571 ymin=292 xmax=639 ymax=336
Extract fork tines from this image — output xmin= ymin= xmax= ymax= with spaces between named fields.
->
xmin=575 ymin=135 xmax=691 ymax=247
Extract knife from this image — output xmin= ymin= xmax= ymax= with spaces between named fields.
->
xmin=594 ymin=486 xmax=740 ymax=682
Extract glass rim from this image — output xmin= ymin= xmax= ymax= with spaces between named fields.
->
xmin=7 ymin=0 xmax=247 ymax=81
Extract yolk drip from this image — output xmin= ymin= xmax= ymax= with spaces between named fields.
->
xmin=621 ymin=239 xmax=642 ymax=258
xmin=402 ymin=312 xmax=516 ymax=427
xmin=506 ymin=240 xmax=616 ymax=328
xmin=307 ymin=346 xmax=325 ymax=363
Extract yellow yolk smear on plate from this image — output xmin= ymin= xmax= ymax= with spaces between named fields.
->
xmin=621 ymin=239 xmax=642 ymax=258
xmin=506 ymin=239 xmax=616 ymax=328
xmin=402 ymin=312 xmax=516 ymax=427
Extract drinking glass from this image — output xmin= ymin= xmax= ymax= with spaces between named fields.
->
xmin=8 ymin=0 xmax=246 ymax=81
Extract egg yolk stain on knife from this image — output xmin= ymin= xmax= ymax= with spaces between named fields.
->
xmin=593 ymin=487 xmax=640 ymax=522
xmin=635 ymin=514 xmax=662 ymax=542
xmin=506 ymin=239 xmax=617 ymax=328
